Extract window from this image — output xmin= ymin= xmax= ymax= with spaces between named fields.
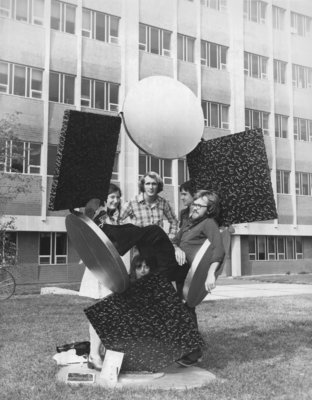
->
xmin=47 ymin=144 xmax=57 ymax=176
xmin=201 ymin=0 xmax=226 ymax=11
xmin=139 ymin=24 xmax=171 ymax=57
xmin=82 ymin=8 xmax=120 ymax=44
xmin=291 ymin=12 xmax=311 ymax=37
xmin=178 ymin=159 xmax=190 ymax=185
xmin=296 ymin=172 xmax=312 ymax=196
xmin=202 ymin=101 xmax=229 ymax=129
xmin=272 ymin=6 xmax=285 ymax=30
xmin=292 ymin=64 xmax=312 ymax=89
xmin=293 ymin=118 xmax=312 ymax=142
xmin=248 ymin=236 xmax=303 ymax=260
xmin=244 ymin=0 xmax=267 ymax=24
xmin=1 ymin=0 xmax=44 ymax=25
xmin=39 ymin=232 xmax=68 ymax=265
xmin=244 ymin=52 xmax=267 ymax=79
xmin=245 ymin=108 xmax=269 ymax=135
xmin=274 ymin=60 xmax=286 ymax=84
xmin=111 ymin=152 xmax=119 ymax=181
xmin=178 ymin=34 xmax=195 ymax=63
xmin=276 ymin=170 xmax=290 ymax=194
xmin=0 ymin=140 xmax=41 ymax=174
xmin=0 ymin=231 xmax=17 ymax=266
xmin=275 ymin=114 xmax=288 ymax=138
xmin=81 ymin=78 xmax=119 ymax=111
xmin=201 ymin=40 xmax=227 ymax=70
xmin=51 ymin=0 xmax=76 ymax=34
xmin=139 ymin=151 xmax=173 ymax=184
xmin=49 ymin=72 xmax=75 ymax=104
xmin=0 ymin=61 xmax=43 ymax=99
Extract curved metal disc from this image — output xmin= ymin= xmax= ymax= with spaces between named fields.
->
xmin=122 ymin=76 xmax=204 ymax=159
xmin=182 ymin=240 xmax=211 ymax=307
xmin=65 ymin=214 xmax=129 ymax=293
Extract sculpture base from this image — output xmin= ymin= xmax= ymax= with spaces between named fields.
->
xmin=57 ymin=363 xmax=216 ymax=390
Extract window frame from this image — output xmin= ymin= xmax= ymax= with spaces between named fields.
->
xmin=80 ymin=77 xmax=119 ymax=112
xmin=139 ymin=23 xmax=171 ymax=57
xmin=201 ymin=40 xmax=227 ymax=70
xmin=202 ymin=100 xmax=230 ymax=129
xmin=178 ymin=34 xmax=195 ymax=63
xmin=248 ymin=236 xmax=304 ymax=261
xmin=49 ymin=71 xmax=75 ymax=105
xmin=276 ymin=169 xmax=290 ymax=194
xmin=244 ymin=52 xmax=268 ymax=80
xmin=245 ymin=108 xmax=270 ymax=135
xmin=244 ymin=0 xmax=267 ymax=24
xmin=275 ymin=114 xmax=288 ymax=138
xmin=138 ymin=151 xmax=173 ymax=185
xmin=39 ymin=232 xmax=68 ymax=265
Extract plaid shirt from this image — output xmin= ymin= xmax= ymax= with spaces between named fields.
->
xmin=120 ymin=193 xmax=178 ymax=240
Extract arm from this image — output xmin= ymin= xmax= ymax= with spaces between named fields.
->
xmin=163 ymin=200 xmax=179 ymax=241
xmin=119 ymin=201 xmax=133 ymax=224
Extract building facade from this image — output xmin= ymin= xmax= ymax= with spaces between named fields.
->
xmin=0 ymin=0 xmax=312 ymax=284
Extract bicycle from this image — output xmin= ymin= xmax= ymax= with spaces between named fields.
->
xmin=0 ymin=265 xmax=16 ymax=300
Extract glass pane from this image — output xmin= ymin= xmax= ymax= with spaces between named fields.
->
xmin=56 ymin=233 xmax=67 ymax=255
xmin=40 ymin=233 xmax=51 ymax=255
xmin=65 ymin=4 xmax=75 ymax=34
xmin=13 ymin=65 xmax=26 ymax=96
xmin=210 ymin=103 xmax=219 ymax=127
xmin=49 ymin=72 xmax=59 ymax=102
xmin=244 ymin=52 xmax=249 ymax=74
xmin=273 ymin=60 xmax=278 ymax=81
xmin=277 ymin=237 xmax=284 ymax=253
xmin=109 ymin=83 xmax=119 ymax=106
xmin=253 ymin=110 xmax=260 ymax=128
xmin=81 ymin=78 xmax=90 ymax=98
xmin=300 ymin=119 xmax=307 ymax=141
xmin=149 ymin=27 xmax=158 ymax=54
xmin=0 ymin=61 xmax=8 ymax=86
xmin=245 ymin=109 xmax=250 ymax=127
xmin=220 ymin=46 xmax=227 ymax=66
xmin=110 ymin=16 xmax=119 ymax=38
xmin=178 ymin=159 xmax=186 ymax=185
xmin=248 ymin=236 xmax=256 ymax=254
xmin=163 ymin=159 xmax=172 ymax=178
xmin=262 ymin=113 xmax=269 ymax=130
xmin=31 ymin=69 xmax=42 ymax=91
xmin=296 ymin=237 xmax=302 ymax=254
xmin=267 ymin=236 xmax=275 ymax=254
xmin=11 ymin=141 xmax=24 ymax=172
xmin=250 ymin=0 xmax=258 ymax=22
xmin=210 ymin=43 xmax=217 ymax=68
xmin=276 ymin=171 xmax=281 ymax=193
xmin=16 ymin=0 xmax=28 ymax=21
xmin=275 ymin=114 xmax=279 ymax=137
xmin=95 ymin=81 xmax=104 ymax=109
xmin=201 ymin=101 xmax=207 ymax=121
xmin=33 ymin=0 xmax=44 ymax=24
xmin=187 ymin=37 xmax=194 ymax=62
xmin=201 ymin=41 xmax=207 ymax=64
xmin=281 ymin=62 xmax=286 ymax=83
xmin=258 ymin=236 xmax=266 ymax=260
xmin=150 ymin=156 xmax=160 ymax=174
xmin=221 ymin=106 xmax=229 ymax=126
xmin=261 ymin=57 xmax=267 ymax=76
xmin=139 ymin=154 xmax=147 ymax=176
xmin=139 ymin=24 xmax=146 ymax=47
xmin=286 ymin=237 xmax=294 ymax=259
xmin=51 ymin=0 xmax=60 ymax=30
xmin=251 ymin=54 xmax=259 ymax=78
xmin=64 ymin=75 xmax=75 ymax=104
xmin=29 ymin=143 xmax=41 ymax=166
xmin=298 ymin=66 xmax=305 ymax=87
xmin=283 ymin=171 xmax=289 ymax=193
xmin=82 ymin=9 xmax=91 ymax=34
xmin=177 ymin=35 xmax=183 ymax=60
xmin=281 ymin=116 xmax=287 ymax=138
xmin=302 ymin=173 xmax=308 ymax=195
xmin=163 ymin=30 xmax=171 ymax=52
xmin=47 ymin=145 xmax=57 ymax=175
xmin=96 ymin=12 xmax=105 ymax=41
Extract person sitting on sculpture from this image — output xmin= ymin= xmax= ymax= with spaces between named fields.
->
xmin=84 ymin=188 xmax=225 ymax=367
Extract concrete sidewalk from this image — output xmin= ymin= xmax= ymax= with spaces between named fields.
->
xmin=204 ymin=281 xmax=312 ymax=301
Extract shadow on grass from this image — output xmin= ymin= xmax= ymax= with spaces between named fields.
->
xmin=200 ymin=321 xmax=312 ymax=371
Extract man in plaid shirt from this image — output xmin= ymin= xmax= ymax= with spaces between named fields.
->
xmin=120 ymin=171 xmax=178 ymax=241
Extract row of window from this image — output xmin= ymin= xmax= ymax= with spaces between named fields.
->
xmin=249 ymin=236 xmax=303 ymax=261
xmin=2 ymin=0 xmax=310 ymax=39
xmin=276 ymin=171 xmax=312 ymax=196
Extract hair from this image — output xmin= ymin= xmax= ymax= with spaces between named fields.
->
xmin=107 ymin=183 xmax=122 ymax=212
xmin=138 ymin=171 xmax=164 ymax=194
xmin=179 ymin=180 xmax=196 ymax=196
xmin=193 ymin=189 xmax=220 ymax=219
xmin=129 ymin=254 xmax=157 ymax=283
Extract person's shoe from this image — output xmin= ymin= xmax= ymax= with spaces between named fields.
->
xmin=175 ymin=356 xmax=199 ymax=367
xmin=87 ymin=356 xmax=103 ymax=371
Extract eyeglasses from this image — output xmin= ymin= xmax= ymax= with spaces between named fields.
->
xmin=192 ymin=202 xmax=207 ymax=209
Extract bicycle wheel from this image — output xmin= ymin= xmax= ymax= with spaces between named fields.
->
xmin=0 ymin=268 xmax=16 ymax=300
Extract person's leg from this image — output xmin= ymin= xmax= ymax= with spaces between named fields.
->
xmin=88 ymin=323 xmax=104 ymax=370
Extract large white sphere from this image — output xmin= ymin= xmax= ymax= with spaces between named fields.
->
xmin=122 ymin=76 xmax=204 ymax=159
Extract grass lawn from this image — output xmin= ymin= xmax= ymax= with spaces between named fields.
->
xmin=234 ymin=273 xmax=312 ymax=285
xmin=1 ymin=293 xmax=312 ymax=400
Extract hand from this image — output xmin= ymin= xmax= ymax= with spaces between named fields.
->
xmin=205 ymin=269 xmax=216 ymax=293
xmin=174 ymin=247 xmax=186 ymax=266
xmin=85 ymin=198 xmax=100 ymax=219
